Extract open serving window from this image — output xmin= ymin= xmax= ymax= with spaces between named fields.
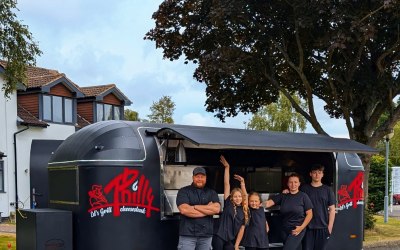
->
xmin=149 ymin=126 xmax=375 ymax=218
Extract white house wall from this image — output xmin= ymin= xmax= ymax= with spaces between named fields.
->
xmin=16 ymin=124 xmax=75 ymax=213
xmin=1 ymin=77 xmax=76 ymax=217
xmin=0 ymin=77 xmax=19 ymax=217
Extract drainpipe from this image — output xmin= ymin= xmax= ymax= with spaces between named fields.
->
xmin=13 ymin=126 xmax=29 ymax=210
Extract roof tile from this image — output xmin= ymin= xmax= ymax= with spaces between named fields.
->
xmin=80 ymin=84 xmax=116 ymax=97
xmin=17 ymin=105 xmax=49 ymax=127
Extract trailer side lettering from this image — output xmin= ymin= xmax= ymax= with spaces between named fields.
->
xmin=88 ymin=168 xmax=160 ymax=218
xmin=338 ymin=172 xmax=364 ymax=210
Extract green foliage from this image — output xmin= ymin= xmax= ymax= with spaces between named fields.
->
xmin=0 ymin=0 xmax=42 ymax=97
xmin=364 ymin=206 xmax=377 ymax=230
xmin=368 ymin=155 xmax=392 ymax=213
xmin=148 ymin=95 xmax=175 ymax=124
xmin=388 ymin=123 xmax=400 ymax=166
xmin=124 ymin=109 xmax=140 ymax=121
xmin=146 ymin=0 xmax=400 ymax=146
xmin=247 ymin=92 xmax=307 ymax=132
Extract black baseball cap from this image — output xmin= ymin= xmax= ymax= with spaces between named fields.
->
xmin=193 ymin=167 xmax=206 ymax=176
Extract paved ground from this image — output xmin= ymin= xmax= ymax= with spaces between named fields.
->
xmin=0 ymin=223 xmax=15 ymax=236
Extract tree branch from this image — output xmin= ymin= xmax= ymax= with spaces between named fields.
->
xmin=261 ymin=52 xmax=328 ymax=135
xmin=364 ymin=102 xmax=387 ymax=136
xmin=272 ymin=41 xmax=328 ymax=135
xmin=326 ymin=49 xmax=354 ymax=138
xmin=376 ymin=40 xmax=400 ymax=73
xmin=294 ymin=19 xmax=304 ymax=72
xmin=368 ymin=104 xmax=400 ymax=146
xmin=354 ymin=4 xmax=385 ymax=27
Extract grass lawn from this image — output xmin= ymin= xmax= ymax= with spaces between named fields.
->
xmin=0 ymin=235 xmax=15 ymax=250
xmin=364 ymin=215 xmax=400 ymax=245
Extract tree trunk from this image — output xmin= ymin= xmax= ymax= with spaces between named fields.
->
xmin=360 ymin=154 xmax=372 ymax=206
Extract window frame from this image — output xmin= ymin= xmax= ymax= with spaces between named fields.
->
xmin=95 ymin=103 xmax=123 ymax=122
xmin=0 ymin=161 xmax=4 ymax=192
xmin=41 ymin=94 xmax=75 ymax=124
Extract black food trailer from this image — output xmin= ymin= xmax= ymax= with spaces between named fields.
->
xmin=45 ymin=120 xmax=376 ymax=250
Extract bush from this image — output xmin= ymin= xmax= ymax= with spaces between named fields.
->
xmin=368 ymin=155 xmax=392 ymax=213
xmin=364 ymin=205 xmax=376 ymax=230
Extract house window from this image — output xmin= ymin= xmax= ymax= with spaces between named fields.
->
xmin=96 ymin=103 xmax=122 ymax=121
xmin=104 ymin=104 xmax=112 ymax=120
xmin=0 ymin=161 xmax=4 ymax=192
xmin=43 ymin=95 xmax=52 ymax=120
xmin=42 ymin=95 xmax=74 ymax=124
xmin=114 ymin=106 xmax=120 ymax=120
xmin=64 ymin=98 xmax=73 ymax=123
xmin=52 ymin=96 xmax=63 ymax=122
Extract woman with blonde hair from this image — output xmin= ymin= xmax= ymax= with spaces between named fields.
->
xmin=214 ymin=155 xmax=249 ymax=250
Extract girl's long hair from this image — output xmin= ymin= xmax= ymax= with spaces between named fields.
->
xmin=230 ymin=188 xmax=249 ymax=224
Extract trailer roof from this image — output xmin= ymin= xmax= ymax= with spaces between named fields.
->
xmin=48 ymin=121 xmax=377 ymax=166
xmin=155 ymin=126 xmax=377 ymax=154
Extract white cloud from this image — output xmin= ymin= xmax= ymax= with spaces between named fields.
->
xmin=16 ymin=0 xmax=351 ymax=136
xmin=181 ymin=113 xmax=216 ymax=127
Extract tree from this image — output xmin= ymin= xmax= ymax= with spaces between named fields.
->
xmin=148 ymin=95 xmax=175 ymax=123
xmin=247 ymin=92 xmax=307 ymax=132
xmin=388 ymin=123 xmax=400 ymax=166
xmin=146 ymin=0 xmax=400 ymax=200
xmin=124 ymin=109 xmax=140 ymax=121
xmin=0 ymin=0 xmax=42 ymax=97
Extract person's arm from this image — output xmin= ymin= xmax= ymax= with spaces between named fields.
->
xmin=193 ymin=202 xmax=221 ymax=215
xmin=292 ymin=209 xmax=313 ymax=236
xmin=220 ymin=155 xmax=230 ymax=200
xmin=328 ymin=204 xmax=336 ymax=234
xmin=264 ymin=199 xmax=275 ymax=208
xmin=178 ymin=204 xmax=208 ymax=218
xmin=234 ymin=225 xmax=245 ymax=250
xmin=266 ymin=221 xmax=270 ymax=233
xmin=234 ymin=174 xmax=247 ymax=206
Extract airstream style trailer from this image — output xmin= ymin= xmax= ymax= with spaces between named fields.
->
xmin=43 ymin=120 xmax=375 ymax=250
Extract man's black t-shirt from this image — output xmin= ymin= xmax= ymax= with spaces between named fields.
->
xmin=272 ymin=192 xmax=313 ymax=231
xmin=176 ymin=184 xmax=220 ymax=237
xmin=300 ymin=184 xmax=335 ymax=229
xmin=216 ymin=196 xmax=245 ymax=241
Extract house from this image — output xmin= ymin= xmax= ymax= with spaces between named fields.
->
xmin=0 ymin=61 xmax=131 ymax=218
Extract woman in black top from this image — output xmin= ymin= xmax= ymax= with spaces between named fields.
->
xmin=214 ymin=156 xmax=249 ymax=250
xmin=264 ymin=173 xmax=313 ymax=250
xmin=242 ymin=192 xmax=269 ymax=250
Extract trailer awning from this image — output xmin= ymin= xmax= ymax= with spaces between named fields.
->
xmin=155 ymin=126 xmax=377 ymax=154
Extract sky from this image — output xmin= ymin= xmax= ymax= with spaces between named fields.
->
xmin=16 ymin=0 xmax=349 ymax=137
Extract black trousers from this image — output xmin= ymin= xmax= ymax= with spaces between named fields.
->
xmin=245 ymin=247 xmax=269 ymax=250
xmin=303 ymin=228 xmax=330 ymax=250
xmin=281 ymin=229 xmax=305 ymax=250
xmin=213 ymin=235 xmax=235 ymax=250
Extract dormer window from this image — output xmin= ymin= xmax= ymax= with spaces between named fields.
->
xmin=96 ymin=103 xmax=122 ymax=121
xmin=42 ymin=94 xmax=75 ymax=124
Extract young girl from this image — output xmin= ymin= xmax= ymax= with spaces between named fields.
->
xmin=214 ymin=155 xmax=249 ymax=250
xmin=241 ymin=192 xmax=270 ymax=250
